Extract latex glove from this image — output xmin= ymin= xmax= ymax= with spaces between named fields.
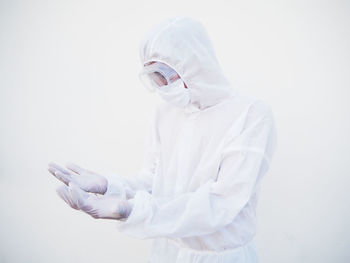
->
xmin=56 ymin=182 xmax=133 ymax=220
xmin=48 ymin=162 xmax=108 ymax=195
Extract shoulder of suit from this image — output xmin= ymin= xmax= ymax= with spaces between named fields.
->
xmin=233 ymin=93 xmax=274 ymax=120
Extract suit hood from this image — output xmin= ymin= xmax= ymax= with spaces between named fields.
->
xmin=139 ymin=16 xmax=237 ymax=110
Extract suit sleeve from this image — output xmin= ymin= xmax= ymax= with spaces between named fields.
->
xmin=105 ymin=107 xmax=160 ymax=199
xmin=117 ymin=101 xmax=277 ymax=239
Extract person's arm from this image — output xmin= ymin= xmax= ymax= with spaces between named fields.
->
xmin=116 ymin=100 xmax=277 ymax=239
xmin=105 ymin=108 xmax=160 ymax=199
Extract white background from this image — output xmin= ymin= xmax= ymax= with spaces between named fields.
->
xmin=1 ymin=0 xmax=349 ymax=262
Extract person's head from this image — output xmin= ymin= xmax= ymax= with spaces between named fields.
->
xmin=139 ymin=16 xmax=236 ymax=109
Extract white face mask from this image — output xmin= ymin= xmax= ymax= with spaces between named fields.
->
xmin=155 ymin=78 xmax=191 ymax=108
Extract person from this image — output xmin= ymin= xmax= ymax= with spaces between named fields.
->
xmin=48 ymin=16 xmax=277 ymax=263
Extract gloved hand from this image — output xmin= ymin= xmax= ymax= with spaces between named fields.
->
xmin=48 ymin=162 xmax=109 ymax=195
xmin=56 ymin=182 xmax=133 ymax=220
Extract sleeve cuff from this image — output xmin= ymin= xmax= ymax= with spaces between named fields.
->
xmin=115 ymin=190 xmax=153 ymax=238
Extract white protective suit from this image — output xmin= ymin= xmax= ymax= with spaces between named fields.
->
xmin=108 ymin=16 xmax=277 ymax=263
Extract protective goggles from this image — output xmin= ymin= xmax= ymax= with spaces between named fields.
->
xmin=138 ymin=62 xmax=180 ymax=92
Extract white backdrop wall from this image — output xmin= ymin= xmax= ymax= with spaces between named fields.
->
xmin=0 ymin=0 xmax=349 ymax=262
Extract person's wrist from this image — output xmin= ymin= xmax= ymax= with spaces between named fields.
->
xmin=118 ymin=199 xmax=134 ymax=219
